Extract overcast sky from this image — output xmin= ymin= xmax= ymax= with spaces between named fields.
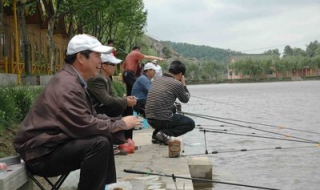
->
xmin=143 ymin=0 xmax=320 ymax=54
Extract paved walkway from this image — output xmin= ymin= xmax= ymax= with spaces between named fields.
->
xmin=61 ymin=128 xmax=194 ymax=190
xmin=114 ymin=128 xmax=194 ymax=190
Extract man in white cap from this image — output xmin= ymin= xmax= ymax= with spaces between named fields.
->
xmin=131 ymin=62 xmax=157 ymax=117
xmin=152 ymin=59 xmax=163 ymax=77
xmin=14 ymin=34 xmax=142 ymax=190
xmin=87 ymin=54 xmax=137 ymax=118
xmin=87 ymin=54 xmax=137 ymax=155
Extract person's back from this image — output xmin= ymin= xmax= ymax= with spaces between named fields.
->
xmin=145 ymin=60 xmax=195 ymax=145
xmin=14 ymin=65 xmax=98 ymax=161
xmin=145 ymin=73 xmax=189 ymax=120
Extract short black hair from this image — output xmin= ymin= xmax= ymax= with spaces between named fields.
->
xmin=64 ymin=50 xmax=92 ymax=64
xmin=169 ymin=60 xmax=186 ymax=75
xmin=132 ymin=46 xmax=140 ymax=50
xmin=107 ymin=39 xmax=114 ymax=45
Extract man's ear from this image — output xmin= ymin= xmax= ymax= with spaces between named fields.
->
xmin=77 ymin=53 xmax=86 ymax=65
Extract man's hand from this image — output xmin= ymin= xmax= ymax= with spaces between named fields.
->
xmin=122 ymin=116 xmax=142 ymax=130
xmin=180 ymin=75 xmax=186 ymax=86
xmin=126 ymin=96 xmax=137 ymax=107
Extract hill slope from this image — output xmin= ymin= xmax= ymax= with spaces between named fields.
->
xmin=161 ymin=41 xmax=243 ymax=63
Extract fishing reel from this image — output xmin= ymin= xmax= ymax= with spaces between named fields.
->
xmin=174 ymin=102 xmax=182 ymax=114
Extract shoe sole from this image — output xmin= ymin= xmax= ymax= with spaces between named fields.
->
xmin=152 ymin=139 xmax=168 ymax=145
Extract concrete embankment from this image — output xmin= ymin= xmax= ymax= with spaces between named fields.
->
xmin=62 ymin=128 xmax=214 ymax=190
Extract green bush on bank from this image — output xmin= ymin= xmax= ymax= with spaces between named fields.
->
xmin=0 ymin=85 xmax=43 ymax=131
xmin=0 ymin=81 xmax=126 ymax=131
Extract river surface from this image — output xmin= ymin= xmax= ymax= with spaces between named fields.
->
xmin=182 ymin=81 xmax=320 ymax=190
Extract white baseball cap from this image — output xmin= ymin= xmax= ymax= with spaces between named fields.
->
xmin=101 ymin=54 xmax=122 ymax=64
xmin=144 ymin=62 xmax=157 ymax=71
xmin=67 ymin=34 xmax=113 ymax=55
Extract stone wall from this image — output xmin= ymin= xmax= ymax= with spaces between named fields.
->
xmin=0 ymin=74 xmax=17 ymax=85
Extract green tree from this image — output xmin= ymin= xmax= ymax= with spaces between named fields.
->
xmin=283 ymin=45 xmax=293 ymax=57
xmin=306 ymin=40 xmax=319 ymax=57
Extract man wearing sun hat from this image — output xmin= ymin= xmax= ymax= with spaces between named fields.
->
xmin=131 ymin=62 xmax=157 ymax=117
xmin=14 ymin=34 xmax=142 ymax=190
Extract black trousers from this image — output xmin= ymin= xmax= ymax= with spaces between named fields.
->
xmin=134 ymin=99 xmax=146 ymax=118
xmin=26 ymin=136 xmax=116 ymax=190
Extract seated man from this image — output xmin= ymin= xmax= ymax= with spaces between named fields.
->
xmin=87 ymin=54 xmax=136 ymax=118
xmin=13 ymin=34 xmax=142 ymax=190
xmin=87 ymin=53 xmax=137 ymax=154
xmin=131 ymin=62 xmax=157 ymax=117
xmin=145 ymin=60 xmax=195 ymax=145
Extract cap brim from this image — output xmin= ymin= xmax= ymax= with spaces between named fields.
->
xmin=90 ymin=45 xmax=113 ymax=54
xmin=111 ymin=58 xmax=122 ymax=64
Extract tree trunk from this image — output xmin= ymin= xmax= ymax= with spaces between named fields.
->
xmin=48 ymin=18 xmax=56 ymax=74
xmin=18 ymin=2 xmax=31 ymax=75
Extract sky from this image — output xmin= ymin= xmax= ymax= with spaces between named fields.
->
xmin=143 ymin=0 xmax=320 ymax=54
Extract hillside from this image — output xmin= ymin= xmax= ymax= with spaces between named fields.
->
xmin=161 ymin=41 xmax=243 ymax=63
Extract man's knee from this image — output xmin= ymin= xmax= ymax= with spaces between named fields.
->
xmin=90 ymin=136 xmax=111 ymax=151
xmin=186 ymin=118 xmax=195 ymax=131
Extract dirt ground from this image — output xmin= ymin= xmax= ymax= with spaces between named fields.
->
xmin=0 ymin=126 xmax=18 ymax=158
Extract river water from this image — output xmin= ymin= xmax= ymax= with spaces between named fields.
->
xmin=182 ymin=81 xmax=320 ymax=190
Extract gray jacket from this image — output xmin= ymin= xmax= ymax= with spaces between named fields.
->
xmin=14 ymin=64 xmax=126 ymax=161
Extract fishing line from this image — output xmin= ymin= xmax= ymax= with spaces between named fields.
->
xmin=182 ymin=145 xmax=318 ymax=156
xmin=191 ymin=95 xmax=258 ymax=113
xmin=188 ymin=112 xmax=320 ymax=135
xmin=189 ymin=96 xmax=320 ymax=135
xmin=200 ymin=129 xmax=316 ymax=144
xmin=186 ymin=112 xmax=319 ymax=144
xmin=124 ymin=169 xmax=281 ymax=190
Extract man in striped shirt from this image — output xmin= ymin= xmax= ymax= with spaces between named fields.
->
xmin=145 ymin=60 xmax=195 ymax=145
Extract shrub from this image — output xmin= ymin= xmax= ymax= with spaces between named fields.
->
xmin=0 ymin=85 xmax=43 ymax=130
xmin=112 ymin=81 xmax=126 ymax=97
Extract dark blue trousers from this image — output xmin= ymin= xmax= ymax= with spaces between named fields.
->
xmin=148 ymin=114 xmax=195 ymax=137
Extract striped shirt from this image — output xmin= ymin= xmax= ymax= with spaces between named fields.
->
xmin=145 ymin=73 xmax=190 ymax=120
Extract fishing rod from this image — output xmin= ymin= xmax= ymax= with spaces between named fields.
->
xmin=197 ymin=124 xmax=233 ymax=128
xmin=124 ymin=169 xmax=281 ymax=190
xmin=186 ymin=111 xmax=320 ymax=135
xmin=186 ymin=112 xmax=319 ymax=144
xmin=199 ymin=128 xmax=318 ymax=144
xmin=182 ymin=145 xmax=318 ymax=156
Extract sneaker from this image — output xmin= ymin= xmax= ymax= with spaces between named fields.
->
xmin=152 ymin=131 xmax=171 ymax=145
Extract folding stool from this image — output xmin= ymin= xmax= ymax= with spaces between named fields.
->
xmin=27 ymin=170 xmax=70 ymax=190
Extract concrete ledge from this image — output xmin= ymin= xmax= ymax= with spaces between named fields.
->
xmin=0 ymin=156 xmax=33 ymax=190
xmin=187 ymin=156 xmax=213 ymax=189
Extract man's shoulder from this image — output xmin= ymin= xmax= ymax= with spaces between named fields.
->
xmin=87 ymin=75 xmax=106 ymax=84
xmin=128 ymin=51 xmax=143 ymax=58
